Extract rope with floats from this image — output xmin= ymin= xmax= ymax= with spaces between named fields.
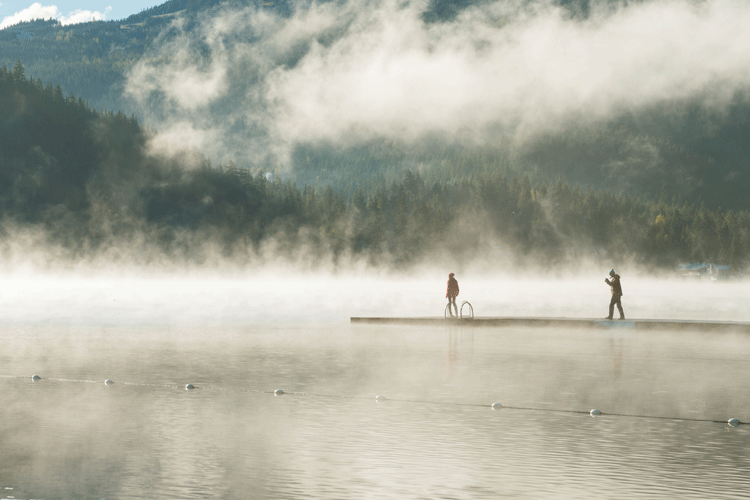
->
xmin=1 ymin=373 xmax=743 ymax=427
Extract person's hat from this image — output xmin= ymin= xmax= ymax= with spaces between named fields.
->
xmin=609 ymin=269 xmax=615 ymax=276
xmin=449 ymin=272 xmax=455 ymax=277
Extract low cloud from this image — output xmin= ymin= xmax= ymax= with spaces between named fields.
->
xmin=124 ymin=0 xmax=750 ymax=168
xmin=0 ymin=3 xmax=110 ymax=29
xmin=146 ymin=120 xmax=221 ymax=160
xmin=59 ymin=5 xmax=111 ymax=25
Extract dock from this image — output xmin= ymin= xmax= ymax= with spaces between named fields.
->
xmin=350 ymin=316 xmax=750 ymax=333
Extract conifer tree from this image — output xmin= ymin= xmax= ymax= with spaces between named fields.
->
xmin=12 ymin=59 xmax=25 ymax=83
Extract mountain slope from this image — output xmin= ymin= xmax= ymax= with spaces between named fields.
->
xmin=2 ymin=0 xmax=750 ymax=212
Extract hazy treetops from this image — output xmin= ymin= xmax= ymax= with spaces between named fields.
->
xmin=2 ymin=61 xmax=750 ymax=271
xmin=2 ymin=0 xmax=750 ymax=270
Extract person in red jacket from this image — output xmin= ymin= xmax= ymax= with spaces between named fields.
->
xmin=446 ymin=272 xmax=459 ymax=317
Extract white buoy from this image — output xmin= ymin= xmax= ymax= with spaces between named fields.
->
xmin=31 ymin=374 xmax=40 ymax=381
xmin=185 ymin=384 xmax=195 ymax=390
xmin=375 ymin=395 xmax=386 ymax=402
xmin=104 ymin=379 xmax=114 ymax=385
xmin=491 ymin=402 xmax=503 ymax=410
xmin=728 ymin=418 xmax=740 ymax=427
xmin=590 ymin=409 xmax=602 ymax=416
xmin=274 ymin=389 xmax=284 ymax=396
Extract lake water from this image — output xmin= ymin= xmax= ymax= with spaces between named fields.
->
xmin=1 ymin=272 xmax=750 ymax=499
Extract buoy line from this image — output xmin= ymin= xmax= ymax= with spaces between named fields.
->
xmin=1 ymin=374 xmax=744 ymax=426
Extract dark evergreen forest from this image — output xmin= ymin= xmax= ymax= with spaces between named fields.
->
xmin=2 ymin=62 xmax=749 ymax=270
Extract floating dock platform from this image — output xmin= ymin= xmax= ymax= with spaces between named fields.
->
xmin=350 ymin=316 xmax=750 ymax=333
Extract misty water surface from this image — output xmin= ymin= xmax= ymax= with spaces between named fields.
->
xmin=2 ymin=272 xmax=749 ymax=499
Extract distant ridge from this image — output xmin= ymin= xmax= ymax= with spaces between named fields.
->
xmin=121 ymin=0 xmax=292 ymax=24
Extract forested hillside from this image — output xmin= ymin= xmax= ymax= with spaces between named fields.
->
xmin=3 ymin=0 xmax=750 ymax=214
xmin=0 ymin=0 xmax=461 ymax=113
xmin=2 ymin=62 xmax=749 ymax=270
xmin=1 ymin=18 xmax=144 ymax=112
xmin=0 ymin=6 xmax=217 ymax=113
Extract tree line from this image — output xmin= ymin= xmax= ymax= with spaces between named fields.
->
xmin=1 ymin=61 xmax=749 ymax=269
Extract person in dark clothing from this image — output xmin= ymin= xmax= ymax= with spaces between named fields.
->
xmin=604 ymin=269 xmax=625 ymax=320
xmin=446 ymin=273 xmax=459 ymax=317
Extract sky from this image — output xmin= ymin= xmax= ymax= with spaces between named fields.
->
xmin=0 ymin=1 xmax=158 ymax=28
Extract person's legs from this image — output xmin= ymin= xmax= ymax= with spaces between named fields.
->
xmin=451 ymin=296 xmax=458 ymax=316
xmin=607 ymin=296 xmax=616 ymax=319
xmin=616 ymin=298 xmax=625 ymax=319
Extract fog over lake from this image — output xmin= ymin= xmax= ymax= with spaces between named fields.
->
xmin=1 ymin=267 xmax=748 ymax=324
xmin=2 ymin=269 xmax=749 ymax=499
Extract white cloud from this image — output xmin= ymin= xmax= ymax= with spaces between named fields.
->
xmin=0 ymin=2 xmax=109 ymax=29
xmin=127 ymin=48 xmax=228 ymax=111
xmin=0 ymin=2 xmax=56 ymax=28
xmin=59 ymin=7 xmax=109 ymax=25
xmin=124 ymin=0 xmax=750 ymax=166
xmin=146 ymin=121 xmax=221 ymax=160
xmin=266 ymin=0 xmax=750 ymax=146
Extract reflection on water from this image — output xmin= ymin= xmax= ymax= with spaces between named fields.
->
xmin=2 ymin=322 xmax=750 ymax=499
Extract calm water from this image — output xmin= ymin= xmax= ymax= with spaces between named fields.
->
xmin=2 ymin=319 xmax=750 ymax=499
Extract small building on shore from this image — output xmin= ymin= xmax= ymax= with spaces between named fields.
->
xmin=677 ymin=263 xmax=732 ymax=280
